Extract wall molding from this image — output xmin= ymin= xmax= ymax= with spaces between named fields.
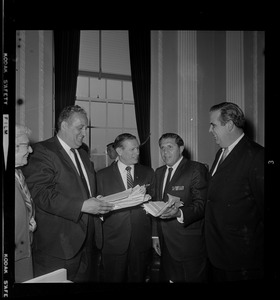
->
xmin=177 ymin=31 xmax=198 ymax=161
xmin=38 ymin=30 xmax=44 ymax=141
xmin=226 ymin=31 xmax=245 ymax=110
xmin=158 ymin=30 xmax=163 ymax=163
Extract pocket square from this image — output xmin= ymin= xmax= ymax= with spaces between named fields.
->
xmin=172 ymin=186 xmax=184 ymax=191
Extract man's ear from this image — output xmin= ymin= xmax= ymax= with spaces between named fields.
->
xmin=226 ymin=120 xmax=235 ymax=132
xmin=61 ymin=120 xmax=68 ymax=131
xmin=179 ymin=145 xmax=184 ymax=155
xmin=115 ymin=147 xmax=122 ymax=156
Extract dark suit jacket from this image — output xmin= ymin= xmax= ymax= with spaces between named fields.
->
xmin=22 ymin=136 xmax=98 ymax=259
xmin=153 ymin=158 xmax=208 ymax=261
xmin=205 ymin=135 xmax=264 ymax=271
xmin=96 ymin=162 xmax=155 ymax=255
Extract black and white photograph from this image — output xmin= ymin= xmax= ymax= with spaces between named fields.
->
xmin=2 ymin=1 xmax=277 ymax=297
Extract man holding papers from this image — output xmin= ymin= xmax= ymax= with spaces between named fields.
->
xmin=152 ymin=133 xmax=208 ymax=283
xmin=96 ymin=133 xmax=155 ymax=282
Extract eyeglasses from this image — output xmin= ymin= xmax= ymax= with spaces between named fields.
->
xmin=17 ymin=143 xmax=31 ymax=149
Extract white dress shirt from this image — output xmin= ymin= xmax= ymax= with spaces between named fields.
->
xmin=162 ymin=156 xmax=184 ymax=223
xmin=211 ymin=133 xmax=244 ymax=176
xmin=57 ymin=136 xmax=92 ymax=196
xmin=117 ymin=160 xmax=135 ymax=190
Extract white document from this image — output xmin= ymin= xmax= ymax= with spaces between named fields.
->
xmin=143 ymin=194 xmax=183 ymax=217
xmin=101 ymin=185 xmax=151 ymax=210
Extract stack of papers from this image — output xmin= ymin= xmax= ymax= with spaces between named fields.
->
xmin=102 ymin=185 xmax=151 ymax=210
xmin=142 ymin=194 xmax=183 ymax=217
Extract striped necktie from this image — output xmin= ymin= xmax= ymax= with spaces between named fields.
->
xmin=126 ymin=166 xmax=134 ymax=189
xmin=15 ymin=169 xmax=36 ymax=232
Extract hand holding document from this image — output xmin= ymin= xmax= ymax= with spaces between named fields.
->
xmin=142 ymin=194 xmax=183 ymax=217
xmin=100 ymin=185 xmax=151 ymax=210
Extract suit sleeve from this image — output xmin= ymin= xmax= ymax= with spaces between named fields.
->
xmin=181 ymin=163 xmax=208 ymax=227
xmin=23 ymin=143 xmax=84 ymax=223
xmin=249 ymin=148 xmax=264 ymax=220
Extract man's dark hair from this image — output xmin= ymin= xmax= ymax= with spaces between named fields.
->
xmin=57 ymin=105 xmax=87 ymax=131
xmin=210 ymin=102 xmax=245 ymax=129
xmin=114 ymin=133 xmax=137 ymax=149
xmin=159 ymin=133 xmax=184 ymax=147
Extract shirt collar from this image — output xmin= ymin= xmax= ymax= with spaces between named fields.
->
xmin=57 ymin=135 xmax=72 ymax=154
xmin=167 ymin=156 xmax=183 ymax=173
xmin=227 ymin=133 xmax=244 ymax=153
xmin=117 ymin=160 xmax=135 ymax=173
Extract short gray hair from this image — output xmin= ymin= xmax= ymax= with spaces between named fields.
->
xmin=16 ymin=124 xmax=32 ymax=139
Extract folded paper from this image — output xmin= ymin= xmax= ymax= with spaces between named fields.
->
xmin=142 ymin=194 xmax=183 ymax=217
xmin=101 ymin=185 xmax=151 ymax=210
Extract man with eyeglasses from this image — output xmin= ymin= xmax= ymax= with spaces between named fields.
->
xmin=15 ymin=124 xmax=36 ymax=282
xmin=205 ymin=102 xmax=264 ymax=282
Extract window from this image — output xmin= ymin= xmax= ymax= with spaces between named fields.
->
xmin=76 ymin=30 xmax=138 ymax=171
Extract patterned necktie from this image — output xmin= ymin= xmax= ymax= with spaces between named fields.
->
xmin=162 ymin=167 xmax=173 ymax=202
xmin=126 ymin=166 xmax=134 ymax=189
xmin=70 ymin=148 xmax=90 ymax=198
xmin=15 ymin=169 xmax=36 ymax=232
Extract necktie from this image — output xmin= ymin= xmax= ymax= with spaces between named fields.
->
xmin=71 ymin=148 xmax=90 ymax=198
xmin=162 ymin=167 xmax=173 ymax=202
xmin=126 ymin=166 xmax=134 ymax=189
xmin=211 ymin=147 xmax=229 ymax=176
xmin=15 ymin=169 xmax=36 ymax=232
xmin=219 ymin=147 xmax=229 ymax=166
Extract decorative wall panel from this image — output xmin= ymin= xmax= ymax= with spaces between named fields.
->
xmin=177 ymin=31 xmax=198 ymax=160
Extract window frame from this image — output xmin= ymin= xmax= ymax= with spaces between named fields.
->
xmin=75 ymin=71 xmax=138 ymax=169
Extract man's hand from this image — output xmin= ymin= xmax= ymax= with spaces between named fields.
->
xmin=152 ymin=237 xmax=161 ymax=256
xmin=160 ymin=205 xmax=181 ymax=219
xmin=81 ymin=197 xmax=114 ymax=215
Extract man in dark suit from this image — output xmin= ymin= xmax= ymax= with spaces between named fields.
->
xmin=96 ymin=133 xmax=155 ymax=282
xmin=152 ymin=133 xmax=208 ymax=283
xmin=22 ymin=105 xmax=114 ymax=282
xmin=205 ymin=102 xmax=264 ymax=282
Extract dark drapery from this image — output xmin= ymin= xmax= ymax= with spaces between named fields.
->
xmin=54 ymin=30 xmax=80 ymax=133
xmin=129 ymin=30 xmax=151 ymax=167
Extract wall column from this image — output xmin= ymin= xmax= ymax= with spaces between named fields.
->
xmin=177 ymin=31 xmax=198 ymax=160
xmin=226 ymin=31 xmax=245 ymax=110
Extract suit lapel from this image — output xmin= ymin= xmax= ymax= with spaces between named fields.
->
xmin=134 ymin=164 xmax=145 ymax=187
xmin=54 ymin=136 xmax=94 ymax=198
xmin=215 ymin=135 xmax=247 ymax=174
xmin=157 ymin=166 xmax=166 ymax=199
xmin=169 ymin=158 xmax=187 ymax=185
xmin=112 ymin=162 xmax=126 ymax=190
xmin=54 ymin=136 xmax=78 ymax=174
xmin=77 ymin=148 xmax=96 ymax=196
xmin=210 ymin=148 xmax=223 ymax=175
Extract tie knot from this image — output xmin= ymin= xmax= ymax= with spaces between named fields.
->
xmin=167 ymin=167 xmax=173 ymax=173
xmin=223 ymin=147 xmax=229 ymax=156
xmin=126 ymin=166 xmax=131 ymax=172
xmin=70 ymin=148 xmax=76 ymax=154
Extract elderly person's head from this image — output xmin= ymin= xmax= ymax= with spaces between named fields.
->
xmin=15 ymin=124 xmax=33 ymax=167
